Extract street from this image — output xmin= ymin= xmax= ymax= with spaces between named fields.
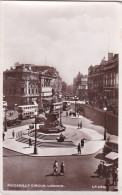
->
xmin=3 ymin=148 xmax=114 ymax=191
xmin=3 ymin=110 xmax=118 ymax=191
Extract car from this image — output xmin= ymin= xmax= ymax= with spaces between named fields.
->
xmin=6 ymin=119 xmax=21 ymax=126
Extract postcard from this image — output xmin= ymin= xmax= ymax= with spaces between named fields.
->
xmin=1 ymin=1 xmax=122 ymax=195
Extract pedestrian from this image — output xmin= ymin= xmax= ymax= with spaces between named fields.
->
xmin=66 ymin=111 xmax=68 ymax=117
xmin=80 ymin=122 xmax=82 ymax=129
xmin=78 ymin=123 xmax=80 ymax=129
xmin=3 ymin=132 xmax=5 ymax=141
xmin=60 ymin=162 xmax=65 ymax=176
xmin=77 ymin=143 xmax=81 ymax=154
xmin=105 ymin=177 xmax=110 ymax=191
xmin=53 ymin=160 xmax=58 ymax=175
xmin=97 ymin=161 xmax=103 ymax=178
xmin=112 ymin=170 xmax=118 ymax=186
xmin=81 ymin=139 xmax=84 ymax=147
xmin=29 ymin=138 xmax=32 ymax=147
xmin=12 ymin=130 xmax=15 ymax=139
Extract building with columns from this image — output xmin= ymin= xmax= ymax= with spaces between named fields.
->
xmin=3 ymin=63 xmax=62 ymax=109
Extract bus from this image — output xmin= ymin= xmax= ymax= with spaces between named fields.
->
xmin=63 ymin=101 xmax=70 ymax=111
xmin=18 ymin=104 xmax=38 ymax=120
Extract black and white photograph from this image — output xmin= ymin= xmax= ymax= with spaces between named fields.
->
xmin=1 ymin=1 xmax=122 ymax=193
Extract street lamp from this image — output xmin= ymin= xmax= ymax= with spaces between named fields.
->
xmin=74 ymin=96 xmax=78 ymax=114
xmin=34 ymin=111 xmax=38 ymax=154
xmin=103 ymin=107 xmax=107 ymax=140
xmin=4 ymin=109 xmax=7 ymax=132
xmin=60 ymin=103 xmax=62 ymax=126
xmin=14 ymin=104 xmax=17 ymax=111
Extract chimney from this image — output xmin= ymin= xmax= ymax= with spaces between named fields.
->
xmin=108 ymin=53 xmax=113 ymax=61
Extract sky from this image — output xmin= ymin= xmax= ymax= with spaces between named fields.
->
xmin=1 ymin=1 xmax=122 ymax=84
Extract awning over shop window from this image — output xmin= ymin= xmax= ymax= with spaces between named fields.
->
xmin=42 ymin=97 xmax=52 ymax=102
xmin=105 ymin=152 xmax=118 ymax=161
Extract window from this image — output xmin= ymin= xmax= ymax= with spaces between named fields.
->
xmin=21 ymin=88 xmax=24 ymax=94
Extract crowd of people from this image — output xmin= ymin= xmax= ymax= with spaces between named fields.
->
xmin=96 ymin=161 xmax=118 ymax=191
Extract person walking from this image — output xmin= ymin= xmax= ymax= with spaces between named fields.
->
xmin=12 ymin=130 xmax=15 ymax=139
xmin=112 ymin=170 xmax=118 ymax=186
xmin=105 ymin=177 xmax=110 ymax=191
xmin=77 ymin=143 xmax=81 ymax=154
xmin=78 ymin=123 xmax=80 ymax=129
xmin=97 ymin=161 xmax=103 ymax=178
xmin=81 ymin=139 xmax=84 ymax=148
xmin=29 ymin=138 xmax=32 ymax=147
xmin=3 ymin=132 xmax=5 ymax=141
xmin=53 ymin=160 xmax=58 ymax=175
xmin=60 ymin=162 xmax=65 ymax=176
xmin=80 ymin=122 xmax=82 ymax=129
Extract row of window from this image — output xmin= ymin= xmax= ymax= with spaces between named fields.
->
xmin=28 ymin=88 xmax=38 ymax=94
xmin=104 ymin=78 xmax=116 ymax=86
xmin=23 ymin=106 xmax=37 ymax=110
xmin=18 ymin=106 xmax=37 ymax=111
xmin=23 ymin=112 xmax=34 ymax=115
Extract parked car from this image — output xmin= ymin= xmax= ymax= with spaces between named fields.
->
xmin=6 ymin=119 xmax=21 ymax=126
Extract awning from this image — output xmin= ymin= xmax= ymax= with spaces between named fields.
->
xmin=105 ymin=152 xmax=118 ymax=161
xmin=42 ymin=97 xmax=52 ymax=102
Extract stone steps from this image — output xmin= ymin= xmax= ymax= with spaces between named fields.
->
xmin=17 ymin=137 xmax=75 ymax=148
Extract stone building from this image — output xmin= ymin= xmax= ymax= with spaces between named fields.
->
xmin=88 ymin=53 xmax=119 ymax=112
xmin=3 ymin=63 xmax=62 ymax=109
xmin=73 ymin=72 xmax=88 ymax=101
xmin=62 ymin=81 xmax=67 ymax=97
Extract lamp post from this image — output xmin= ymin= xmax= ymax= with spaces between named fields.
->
xmin=74 ymin=96 xmax=77 ymax=114
xmin=103 ymin=107 xmax=107 ymax=140
xmin=4 ymin=109 xmax=7 ymax=132
xmin=34 ymin=111 xmax=38 ymax=154
xmin=60 ymin=103 xmax=62 ymax=126
xmin=14 ymin=104 xmax=17 ymax=111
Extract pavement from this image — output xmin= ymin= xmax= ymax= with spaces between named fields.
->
xmin=3 ymin=121 xmax=106 ymax=157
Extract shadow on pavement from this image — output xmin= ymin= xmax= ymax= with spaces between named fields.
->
xmin=23 ymin=147 xmax=30 ymax=149
xmin=3 ymin=154 xmax=25 ymax=157
xmin=90 ymin=175 xmax=99 ymax=178
xmin=46 ymin=172 xmax=65 ymax=177
xmin=46 ymin=173 xmax=57 ymax=177
xmin=72 ymin=153 xmax=81 ymax=156
xmin=95 ymin=153 xmax=105 ymax=161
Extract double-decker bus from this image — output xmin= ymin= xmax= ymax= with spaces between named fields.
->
xmin=18 ymin=104 xmax=38 ymax=120
xmin=63 ymin=101 xmax=70 ymax=111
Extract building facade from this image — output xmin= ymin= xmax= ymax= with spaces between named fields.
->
xmin=88 ymin=53 xmax=119 ymax=112
xmin=61 ymin=81 xmax=67 ymax=97
xmin=3 ymin=63 xmax=62 ymax=109
xmin=73 ymin=72 xmax=88 ymax=100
